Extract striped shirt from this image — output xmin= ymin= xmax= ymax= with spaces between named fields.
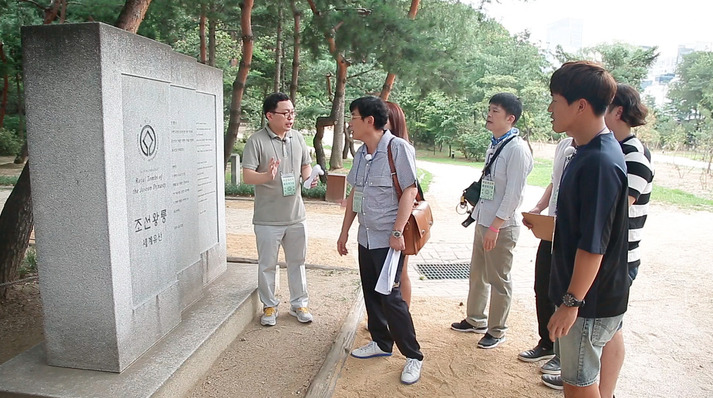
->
xmin=620 ymin=135 xmax=654 ymax=280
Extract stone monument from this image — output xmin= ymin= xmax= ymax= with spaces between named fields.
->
xmin=21 ymin=22 xmax=226 ymax=373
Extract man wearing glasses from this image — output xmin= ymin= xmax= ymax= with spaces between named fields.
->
xmin=242 ymin=92 xmax=318 ymax=327
xmin=337 ymin=96 xmax=424 ymax=385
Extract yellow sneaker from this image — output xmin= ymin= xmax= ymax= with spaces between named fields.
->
xmin=261 ymin=307 xmax=278 ymax=326
xmin=289 ymin=307 xmax=313 ymax=323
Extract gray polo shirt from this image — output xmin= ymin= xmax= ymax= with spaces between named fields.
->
xmin=472 ymin=133 xmax=533 ymax=228
xmin=242 ymin=126 xmax=311 ymax=226
xmin=347 ymin=130 xmax=417 ymax=249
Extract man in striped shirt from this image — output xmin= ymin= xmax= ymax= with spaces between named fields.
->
xmin=601 ymin=83 xmax=654 ymax=397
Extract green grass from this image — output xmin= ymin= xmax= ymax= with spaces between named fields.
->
xmin=414 ymin=147 xmax=553 ymax=189
xmin=652 ymin=185 xmax=713 ymax=211
xmin=0 ymin=176 xmax=18 ymax=186
xmin=527 ymin=158 xmax=553 ymax=188
xmin=418 ymin=168 xmax=432 ymax=194
xmin=415 ymin=148 xmax=483 ymax=168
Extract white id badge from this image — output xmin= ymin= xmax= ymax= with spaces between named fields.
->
xmin=281 ymin=174 xmax=296 ymax=196
xmin=480 ymin=179 xmax=495 ymax=200
xmin=353 ymin=191 xmax=364 ymax=213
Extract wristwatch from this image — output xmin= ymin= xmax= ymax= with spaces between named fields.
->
xmin=562 ymin=292 xmax=585 ymax=308
xmin=391 ymin=230 xmax=403 ymax=238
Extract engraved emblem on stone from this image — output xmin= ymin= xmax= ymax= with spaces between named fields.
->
xmin=139 ymin=125 xmax=157 ymax=159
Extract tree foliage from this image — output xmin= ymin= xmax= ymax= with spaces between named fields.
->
xmin=666 ymin=51 xmax=713 ymax=168
xmin=555 ymin=42 xmax=659 ymax=89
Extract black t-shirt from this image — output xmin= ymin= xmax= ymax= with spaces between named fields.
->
xmin=550 ymin=132 xmax=630 ymax=318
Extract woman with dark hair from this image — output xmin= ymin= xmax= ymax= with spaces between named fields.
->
xmin=385 ymin=101 xmax=412 ymax=307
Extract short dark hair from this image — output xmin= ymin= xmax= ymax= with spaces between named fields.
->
xmin=263 ymin=92 xmax=290 ymax=116
xmin=609 ymin=83 xmax=648 ymax=128
xmin=349 ymin=96 xmax=388 ymax=129
xmin=549 ymin=61 xmax=617 ymax=116
xmin=489 ymin=92 xmax=523 ymax=124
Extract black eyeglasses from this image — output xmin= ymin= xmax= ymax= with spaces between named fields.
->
xmin=271 ymin=110 xmax=297 ymax=118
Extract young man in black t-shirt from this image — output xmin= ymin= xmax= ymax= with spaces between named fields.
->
xmin=545 ymin=61 xmax=630 ymax=397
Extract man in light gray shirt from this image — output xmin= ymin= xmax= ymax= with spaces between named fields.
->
xmin=242 ymin=92 xmax=317 ymax=327
xmin=337 ymin=96 xmax=424 ymax=385
xmin=451 ymin=93 xmax=533 ymax=349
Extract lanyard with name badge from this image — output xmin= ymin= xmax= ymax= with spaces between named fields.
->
xmin=270 ymin=133 xmax=296 ymax=197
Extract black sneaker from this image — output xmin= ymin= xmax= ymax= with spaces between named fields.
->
xmin=450 ymin=319 xmax=487 ymax=333
xmin=540 ymin=356 xmax=561 ymax=375
xmin=477 ymin=333 xmax=506 ymax=349
xmin=518 ymin=344 xmax=555 ymax=362
xmin=541 ymin=374 xmax=563 ymax=390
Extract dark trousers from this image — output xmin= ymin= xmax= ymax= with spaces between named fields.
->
xmin=358 ymin=245 xmax=423 ymax=361
xmin=534 ymin=239 xmax=555 ymax=350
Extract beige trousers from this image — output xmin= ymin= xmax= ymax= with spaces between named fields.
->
xmin=466 ymin=224 xmax=520 ymax=338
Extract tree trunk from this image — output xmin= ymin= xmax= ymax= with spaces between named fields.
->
xmin=208 ymin=4 xmax=216 ymax=67
xmin=313 ymin=117 xmax=331 ymax=183
xmin=59 ymin=0 xmax=67 ymax=23
xmin=0 ymin=41 xmax=8 ymax=129
xmin=43 ymin=0 xmax=62 ymax=24
xmin=0 ymin=163 xmax=32 ymax=298
xmin=378 ymin=0 xmax=420 ymax=100
xmin=523 ymin=127 xmax=534 ymax=154
xmin=199 ymin=4 xmax=207 ymax=64
xmin=115 ymin=0 xmax=153 ymax=33
xmin=379 ymin=73 xmax=396 ymax=101
xmin=325 ymin=73 xmax=333 ymax=101
xmin=342 ymin=122 xmax=354 ymax=159
xmin=223 ymin=0 xmax=254 ymax=165
xmin=289 ymin=0 xmax=301 ymax=104
xmin=329 ymin=59 xmax=347 ymax=170
xmin=273 ymin=5 xmax=283 ymax=93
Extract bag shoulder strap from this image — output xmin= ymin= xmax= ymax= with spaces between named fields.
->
xmin=387 ymin=138 xmax=424 ymax=202
xmin=482 ymin=135 xmax=517 ymax=176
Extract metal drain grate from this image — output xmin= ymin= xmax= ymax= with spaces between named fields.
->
xmin=415 ymin=262 xmax=470 ymax=280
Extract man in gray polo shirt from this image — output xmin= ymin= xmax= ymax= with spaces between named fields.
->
xmin=451 ymin=92 xmax=533 ymax=349
xmin=337 ymin=96 xmax=424 ymax=385
xmin=242 ymin=92 xmax=318 ymax=327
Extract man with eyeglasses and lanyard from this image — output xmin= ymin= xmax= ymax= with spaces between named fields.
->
xmin=242 ymin=92 xmax=318 ymax=327
xmin=337 ymin=96 xmax=424 ymax=385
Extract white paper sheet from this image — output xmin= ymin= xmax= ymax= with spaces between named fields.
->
xmin=303 ymin=164 xmax=324 ymax=188
xmin=375 ymin=248 xmax=401 ymax=295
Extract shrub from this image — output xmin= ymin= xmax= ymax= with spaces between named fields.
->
xmin=457 ymin=131 xmax=490 ymax=161
xmin=0 ymin=176 xmax=18 ymax=186
xmin=0 ymin=128 xmax=22 ymax=156
xmin=225 ymin=182 xmax=254 ymax=196
xmin=19 ymin=246 xmax=38 ymax=278
xmin=232 ymin=138 xmax=247 ymax=158
xmin=302 ymin=181 xmax=326 ymax=199
xmin=225 ymin=181 xmax=330 ymax=200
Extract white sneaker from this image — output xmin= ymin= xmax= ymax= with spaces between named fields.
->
xmin=289 ymin=307 xmax=313 ymax=323
xmin=350 ymin=341 xmax=392 ymax=359
xmin=260 ymin=307 xmax=278 ymax=326
xmin=401 ymin=358 xmax=423 ymax=385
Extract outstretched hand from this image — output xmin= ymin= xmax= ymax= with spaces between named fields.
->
xmin=269 ymin=157 xmax=281 ymax=180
